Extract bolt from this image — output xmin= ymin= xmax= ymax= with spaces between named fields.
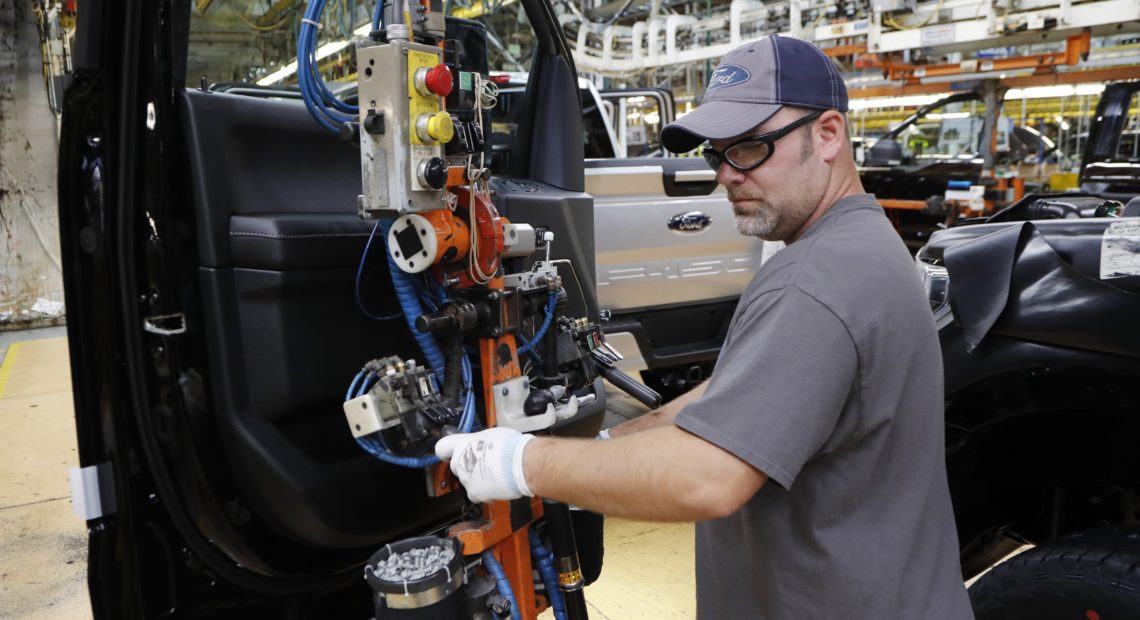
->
xmin=502 ymin=387 xmax=509 ymax=396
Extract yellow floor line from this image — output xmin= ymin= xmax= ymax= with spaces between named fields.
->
xmin=0 ymin=341 xmax=22 ymax=399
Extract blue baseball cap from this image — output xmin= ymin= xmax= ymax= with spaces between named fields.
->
xmin=662 ymin=35 xmax=849 ymax=154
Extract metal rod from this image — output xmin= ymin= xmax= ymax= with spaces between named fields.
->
xmin=543 ymin=501 xmax=590 ymax=620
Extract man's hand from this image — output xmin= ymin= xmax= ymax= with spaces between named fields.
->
xmin=434 ymin=428 xmax=535 ymax=503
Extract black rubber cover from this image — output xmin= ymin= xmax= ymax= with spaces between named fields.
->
xmin=944 ymin=221 xmax=1140 ymax=356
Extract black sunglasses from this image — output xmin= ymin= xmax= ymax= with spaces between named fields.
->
xmin=702 ymin=110 xmax=824 ymax=173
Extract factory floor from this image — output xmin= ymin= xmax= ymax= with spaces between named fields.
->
xmin=0 ymin=328 xmax=695 ymax=620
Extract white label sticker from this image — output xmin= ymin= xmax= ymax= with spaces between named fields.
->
xmin=921 ymin=25 xmax=955 ymax=46
xmin=1100 ymin=221 xmax=1140 ymax=279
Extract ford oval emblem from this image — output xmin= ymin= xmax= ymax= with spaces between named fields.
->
xmin=668 ymin=211 xmax=712 ymax=233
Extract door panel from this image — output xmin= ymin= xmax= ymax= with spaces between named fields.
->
xmin=181 ymin=90 xmax=464 ymax=554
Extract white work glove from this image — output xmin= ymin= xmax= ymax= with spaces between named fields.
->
xmin=434 ymin=427 xmax=535 ymax=503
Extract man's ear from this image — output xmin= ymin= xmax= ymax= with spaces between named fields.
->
xmin=816 ymin=110 xmax=847 ymax=163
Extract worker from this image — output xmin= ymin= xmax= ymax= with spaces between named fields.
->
xmin=437 ymin=35 xmax=975 ymax=619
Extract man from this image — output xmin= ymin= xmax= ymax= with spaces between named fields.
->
xmin=437 ymin=35 xmax=974 ymax=619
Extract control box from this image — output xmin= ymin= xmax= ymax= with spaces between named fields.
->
xmin=357 ymin=39 xmax=455 ymax=218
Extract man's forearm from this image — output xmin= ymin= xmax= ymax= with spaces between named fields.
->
xmin=608 ymin=380 xmax=708 ymax=438
xmin=523 ymin=423 xmax=765 ymax=521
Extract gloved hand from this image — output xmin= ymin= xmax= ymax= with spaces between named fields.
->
xmin=434 ymin=427 xmax=535 ymax=503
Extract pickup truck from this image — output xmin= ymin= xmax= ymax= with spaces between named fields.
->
xmin=916 ymin=79 xmax=1140 ymax=617
xmin=861 ymin=89 xmax=1056 ymax=251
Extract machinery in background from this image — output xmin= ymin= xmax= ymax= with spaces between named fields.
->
xmin=298 ymin=4 xmax=661 ymax=618
xmin=860 ymin=85 xmax=1057 ymax=251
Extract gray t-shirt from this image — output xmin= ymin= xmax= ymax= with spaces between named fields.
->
xmin=675 ymin=194 xmax=973 ymax=619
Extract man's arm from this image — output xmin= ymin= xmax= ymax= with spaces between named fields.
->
xmin=607 ymin=380 xmax=708 ymax=438
xmin=523 ymin=422 xmax=766 ymax=521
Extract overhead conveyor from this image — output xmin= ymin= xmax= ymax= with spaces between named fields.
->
xmin=565 ymin=0 xmax=1140 ymax=74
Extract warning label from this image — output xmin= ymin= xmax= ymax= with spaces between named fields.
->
xmin=1100 ymin=220 xmax=1140 ymax=279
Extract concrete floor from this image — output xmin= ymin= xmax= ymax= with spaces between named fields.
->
xmin=0 ymin=328 xmax=91 ymax=620
xmin=0 ymin=329 xmax=695 ymax=620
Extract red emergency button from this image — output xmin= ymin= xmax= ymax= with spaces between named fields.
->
xmin=424 ymin=64 xmax=453 ymax=97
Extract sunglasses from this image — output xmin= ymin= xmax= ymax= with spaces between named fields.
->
xmin=702 ymin=110 xmax=824 ymax=173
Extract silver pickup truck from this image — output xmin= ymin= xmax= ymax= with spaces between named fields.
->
xmin=588 ymin=159 xmax=766 ymax=397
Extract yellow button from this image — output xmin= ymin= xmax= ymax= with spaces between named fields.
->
xmin=426 ymin=112 xmax=455 ymax=143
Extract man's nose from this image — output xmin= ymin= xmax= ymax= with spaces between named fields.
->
xmin=716 ymin=162 xmax=745 ymax=187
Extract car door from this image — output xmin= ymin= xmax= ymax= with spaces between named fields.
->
xmin=58 ymin=0 xmax=603 ymax=617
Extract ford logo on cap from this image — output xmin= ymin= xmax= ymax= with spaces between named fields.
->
xmin=668 ymin=211 xmax=712 ymax=233
xmin=706 ymin=64 xmax=751 ymax=92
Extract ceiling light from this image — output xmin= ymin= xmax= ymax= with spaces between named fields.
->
xmin=847 ymin=93 xmax=951 ymax=110
xmin=257 ymin=24 xmax=371 ymax=86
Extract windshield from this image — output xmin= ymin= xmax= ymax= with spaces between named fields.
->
xmin=1112 ymin=89 xmax=1140 ymax=161
xmin=893 ymin=98 xmax=986 ymax=161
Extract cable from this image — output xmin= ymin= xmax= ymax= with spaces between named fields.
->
xmin=516 ymin=293 xmax=557 ymax=355
xmin=347 ymin=222 xmax=479 ymax=467
xmin=356 ymin=434 xmax=440 ymax=467
xmin=530 ymin=531 xmax=567 ymax=620
xmin=297 ymin=0 xmax=358 ymax=132
xmin=226 ymin=0 xmax=296 ymax=32
xmin=550 ymin=260 xmax=587 ymax=311
xmin=371 ymin=0 xmax=385 ymax=31
xmin=482 ymin=550 xmax=523 ymax=620
xmin=346 ymin=369 xmax=367 ymax=400
xmin=465 ymin=73 xmax=502 ymax=284
xmin=382 ymin=219 xmax=447 ymax=377
xmin=356 ymin=219 xmax=403 ymax=320
xmin=516 ymin=333 xmax=543 ymax=365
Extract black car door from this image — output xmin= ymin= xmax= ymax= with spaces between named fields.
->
xmin=58 ymin=0 xmax=602 ymax=616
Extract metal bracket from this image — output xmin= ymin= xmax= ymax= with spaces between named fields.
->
xmin=143 ymin=313 xmax=186 ymax=336
xmin=68 ymin=462 xmax=117 ymax=520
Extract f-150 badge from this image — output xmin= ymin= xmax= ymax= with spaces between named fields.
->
xmin=668 ymin=211 xmax=712 ymax=233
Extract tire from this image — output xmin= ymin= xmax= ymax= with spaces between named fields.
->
xmin=969 ymin=527 xmax=1140 ymax=620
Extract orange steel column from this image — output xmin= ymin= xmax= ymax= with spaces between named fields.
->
xmin=447 ymin=274 xmax=547 ymax=619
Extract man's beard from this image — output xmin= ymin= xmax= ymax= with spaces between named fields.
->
xmin=734 ymin=209 xmax=777 ymax=238
xmin=729 ymin=190 xmax=778 ymax=239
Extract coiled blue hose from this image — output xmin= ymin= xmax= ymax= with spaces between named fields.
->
xmin=482 ymin=550 xmax=523 ymax=620
xmin=345 ymin=221 xmax=478 ymax=466
xmin=381 ymin=220 xmax=446 ymax=378
xmin=530 ymin=531 xmax=568 ymax=620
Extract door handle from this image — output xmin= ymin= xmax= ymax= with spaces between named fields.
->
xmin=673 ymin=169 xmax=717 ymax=183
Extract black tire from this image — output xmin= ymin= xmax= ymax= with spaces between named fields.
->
xmin=969 ymin=527 xmax=1140 ymax=620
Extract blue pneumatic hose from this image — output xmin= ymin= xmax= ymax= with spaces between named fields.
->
xmin=381 ymin=220 xmax=446 ymax=377
xmin=517 ymin=292 xmax=558 ymax=355
xmin=482 ymin=550 xmax=523 ymax=620
xmin=371 ymin=0 xmax=384 ymax=31
xmin=530 ymin=531 xmax=568 ymax=620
